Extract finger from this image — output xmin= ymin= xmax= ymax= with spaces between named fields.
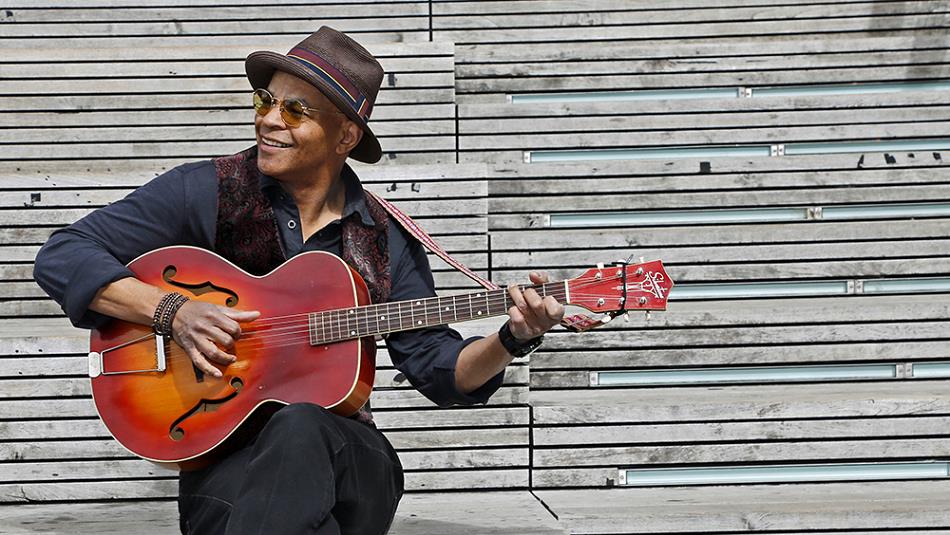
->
xmin=182 ymin=340 xmax=224 ymax=378
xmin=507 ymin=283 xmax=528 ymax=312
xmin=529 ymin=271 xmax=550 ymax=284
xmin=508 ymin=304 xmax=525 ymax=326
xmin=205 ymin=325 xmax=238 ymax=350
xmin=210 ymin=313 xmax=242 ymax=341
xmin=197 ymin=339 xmax=235 ymax=368
xmin=523 ymin=288 xmax=545 ymax=317
xmin=224 ymin=308 xmax=261 ymax=323
xmin=544 ymin=296 xmax=565 ymax=321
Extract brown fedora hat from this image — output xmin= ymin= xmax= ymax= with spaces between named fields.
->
xmin=245 ymin=26 xmax=384 ymax=163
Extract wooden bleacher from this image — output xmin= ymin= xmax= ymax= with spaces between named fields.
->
xmin=2 ymin=1 xmax=950 ymax=533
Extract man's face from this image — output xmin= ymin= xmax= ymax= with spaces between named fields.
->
xmin=255 ymin=70 xmax=344 ymax=181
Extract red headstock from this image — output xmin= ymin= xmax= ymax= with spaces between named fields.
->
xmin=565 ymin=260 xmax=673 ymax=314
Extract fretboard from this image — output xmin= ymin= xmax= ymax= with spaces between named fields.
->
xmin=307 ymin=282 xmax=568 ymax=345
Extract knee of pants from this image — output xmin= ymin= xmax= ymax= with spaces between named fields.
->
xmin=262 ymin=402 xmax=340 ymax=445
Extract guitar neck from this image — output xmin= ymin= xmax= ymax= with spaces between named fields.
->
xmin=308 ymin=281 xmax=568 ymax=345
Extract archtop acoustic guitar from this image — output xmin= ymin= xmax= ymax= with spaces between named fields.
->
xmin=88 ymin=246 xmax=673 ymax=470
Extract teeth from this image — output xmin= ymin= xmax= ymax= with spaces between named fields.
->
xmin=262 ymin=138 xmax=291 ymax=148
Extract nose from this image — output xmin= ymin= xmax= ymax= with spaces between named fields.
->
xmin=259 ymin=102 xmax=286 ymax=129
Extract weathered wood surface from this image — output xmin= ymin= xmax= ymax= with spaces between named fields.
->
xmin=0 ymin=468 xmax=528 ymax=501
xmin=531 ymin=381 xmax=950 ymax=424
xmin=0 ymin=491 xmax=567 ymax=534
xmin=536 ymin=481 xmax=950 ymax=534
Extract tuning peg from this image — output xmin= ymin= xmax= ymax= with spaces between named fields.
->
xmin=600 ymin=314 xmax=613 ymax=324
xmin=623 ymin=312 xmax=630 ymax=323
xmin=644 ymin=311 xmax=651 ymax=323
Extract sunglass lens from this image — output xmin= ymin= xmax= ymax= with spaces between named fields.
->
xmin=281 ymin=99 xmax=306 ymax=126
xmin=252 ymin=89 xmax=272 ymax=115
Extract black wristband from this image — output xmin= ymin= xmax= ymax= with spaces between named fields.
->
xmin=498 ymin=321 xmax=543 ymax=358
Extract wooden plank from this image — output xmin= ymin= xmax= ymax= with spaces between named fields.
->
xmin=0 ymin=469 xmax=528 ymax=501
xmin=0 ymin=72 xmax=452 ymax=94
xmin=0 ymin=33 xmax=430 ymax=50
xmin=0 ymin=105 xmax=456 ymax=130
xmin=434 ymin=1 xmax=945 ymax=19
xmin=0 ymin=491 xmax=566 ymax=534
xmin=3 ymin=5 xmax=429 ymax=22
xmin=537 ymin=321 xmax=950 ymax=349
xmin=488 ymin=184 xmax=950 ymax=212
xmin=0 ymin=407 xmax=529 ymax=440
xmin=536 ymin=481 xmax=950 ymax=533
xmin=0 ymin=447 xmax=526 ymax=475
xmin=492 ymin=239 xmax=950 ymax=268
xmin=457 ymin=49 xmax=950 ymax=78
xmin=433 ymin=15 xmax=950 ymax=44
xmin=0 ymin=366 xmax=527 ymax=398
xmin=531 ymin=341 xmax=950 ymax=370
xmin=0 ymin=19 xmax=429 ymax=38
xmin=534 ymin=416 xmax=950 ymax=446
xmin=462 ymin=91 xmax=950 ymax=119
xmin=493 ymin=257 xmax=950 ymax=283
xmin=456 ymin=34 xmax=949 ymax=63
xmin=489 ymin=219 xmax=950 ymax=243
xmin=0 ymin=385 xmax=527 ymax=419
xmin=531 ymin=380 xmax=950 ymax=424
xmin=459 ymin=122 xmax=950 ymax=151
xmin=533 ymin=438 xmax=950 ymax=468
xmin=0 ymin=89 xmax=455 ymax=113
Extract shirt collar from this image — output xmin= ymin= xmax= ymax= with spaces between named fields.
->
xmin=258 ymin=163 xmax=374 ymax=227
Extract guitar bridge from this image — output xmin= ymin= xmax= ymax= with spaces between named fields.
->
xmin=88 ymin=334 xmax=168 ymax=378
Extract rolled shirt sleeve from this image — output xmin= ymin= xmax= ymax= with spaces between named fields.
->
xmin=382 ymin=226 xmax=504 ymax=407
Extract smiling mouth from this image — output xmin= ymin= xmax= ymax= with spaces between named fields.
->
xmin=261 ymin=138 xmax=292 ymax=149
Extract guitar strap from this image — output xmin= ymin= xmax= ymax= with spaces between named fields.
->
xmin=364 ymin=190 xmax=606 ymax=333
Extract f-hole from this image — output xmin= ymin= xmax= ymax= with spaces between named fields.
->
xmin=163 ymin=265 xmax=240 ymax=307
xmin=169 ymin=377 xmax=245 ymax=441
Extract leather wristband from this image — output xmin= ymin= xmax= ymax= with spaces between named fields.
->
xmin=498 ymin=321 xmax=543 ymax=358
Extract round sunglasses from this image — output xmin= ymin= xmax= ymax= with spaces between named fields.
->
xmin=252 ymin=88 xmax=342 ymax=127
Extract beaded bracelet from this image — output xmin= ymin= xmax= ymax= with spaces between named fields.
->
xmin=152 ymin=292 xmax=189 ymax=336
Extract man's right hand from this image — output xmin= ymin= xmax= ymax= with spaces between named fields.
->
xmin=171 ymin=301 xmax=260 ymax=378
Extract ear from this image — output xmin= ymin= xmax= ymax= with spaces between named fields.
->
xmin=337 ymin=119 xmax=363 ymax=156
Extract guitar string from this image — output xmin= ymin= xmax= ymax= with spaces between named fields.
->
xmin=203 ymin=277 xmax=636 ymax=347
xmin=103 ymin=274 xmax=656 ymax=367
xmin=235 ymin=288 xmax=621 ymax=342
xmin=239 ymin=274 xmax=632 ymax=332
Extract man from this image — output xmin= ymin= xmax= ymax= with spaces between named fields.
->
xmin=33 ymin=27 xmax=563 ymax=534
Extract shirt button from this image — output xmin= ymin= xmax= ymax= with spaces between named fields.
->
xmin=288 ymin=220 xmax=297 ymax=229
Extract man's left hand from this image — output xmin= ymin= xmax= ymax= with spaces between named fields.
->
xmin=506 ymin=271 xmax=565 ymax=341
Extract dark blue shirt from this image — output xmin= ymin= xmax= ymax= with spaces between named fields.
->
xmin=33 ymin=158 xmax=502 ymax=407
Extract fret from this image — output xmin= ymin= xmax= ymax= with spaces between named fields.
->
xmin=411 ymin=299 xmax=424 ymax=328
xmin=308 ymin=313 xmax=317 ymax=346
xmin=321 ymin=312 xmax=326 ymax=345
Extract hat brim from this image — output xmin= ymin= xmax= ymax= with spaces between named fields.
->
xmin=246 ymin=51 xmax=382 ymax=164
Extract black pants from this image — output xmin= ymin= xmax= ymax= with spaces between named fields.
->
xmin=178 ymin=403 xmax=404 ymax=535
